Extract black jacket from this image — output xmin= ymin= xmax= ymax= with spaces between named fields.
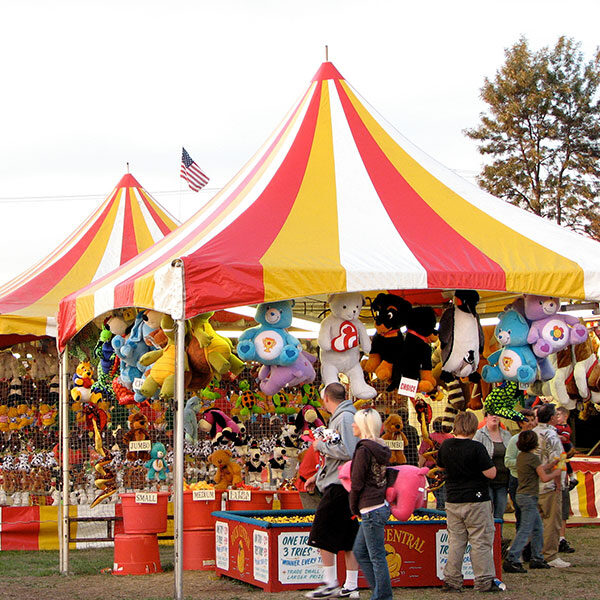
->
xmin=349 ymin=439 xmax=391 ymax=515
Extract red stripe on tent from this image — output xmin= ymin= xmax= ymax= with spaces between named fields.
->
xmin=181 ymin=80 xmax=325 ymax=317
xmin=585 ymin=472 xmax=598 ymax=518
xmin=117 ymin=173 xmax=142 ymax=189
xmin=1 ymin=506 xmax=40 ymax=550
xmin=0 ymin=200 xmax=116 ymax=313
xmin=140 ymin=194 xmax=173 ymax=237
xmin=120 ymin=188 xmax=138 ymax=264
xmin=57 ymin=300 xmax=78 ymax=351
xmin=334 ymin=80 xmax=507 ymax=291
xmin=313 ymin=62 xmax=343 ymax=82
xmin=111 ymin=87 xmax=319 ymax=312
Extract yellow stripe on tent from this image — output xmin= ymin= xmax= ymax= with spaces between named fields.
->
xmin=0 ymin=315 xmax=49 ymax=337
xmin=341 ymin=82 xmax=586 ymax=300
xmin=575 ymin=471 xmax=589 ymax=517
xmin=38 ymin=505 xmax=60 ymax=550
xmin=142 ymin=190 xmax=179 ymax=232
xmin=130 ymin=192 xmax=154 ymax=252
xmin=262 ymin=81 xmax=346 ymax=300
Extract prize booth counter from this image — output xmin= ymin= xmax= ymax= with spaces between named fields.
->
xmin=211 ymin=508 xmax=502 ymax=592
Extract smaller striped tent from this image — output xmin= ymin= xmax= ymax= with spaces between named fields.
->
xmin=0 ymin=173 xmax=179 ymax=342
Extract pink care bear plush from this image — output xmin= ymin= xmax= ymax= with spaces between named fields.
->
xmin=524 ymin=295 xmax=588 ymax=358
xmin=338 ymin=461 xmax=429 ymax=522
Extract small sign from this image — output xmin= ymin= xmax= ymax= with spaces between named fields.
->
xmin=436 ymin=529 xmax=474 ymax=579
xmin=193 ymin=489 xmax=216 ymax=501
xmin=278 ymin=531 xmax=323 ymax=583
xmin=215 ymin=521 xmax=229 ymax=570
xmin=253 ymin=530 xmax=269 ymax=583
xmin=228 ymin=489 xmax=251 ymax=501
xmin=135 ymin=492 xmax=157 ymax=504
xmin=129 ymin=440 xmax=151 ymax=452
xmin=398 ymin=376 xmax=419 ymax=398
xmin=132 ymin=377 xmax=145 ymax=391
xmin=385 ymin=440 xmax=404 ymax=450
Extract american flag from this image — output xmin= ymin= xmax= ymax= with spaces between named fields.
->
xmin=180 ymin=147 xmax=209 ymax=192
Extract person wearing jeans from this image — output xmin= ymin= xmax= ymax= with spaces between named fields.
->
xmin=349 ymin=409 xmax=392 ymax=600
xmin=504 ymin=430 xmax=561 ymax=573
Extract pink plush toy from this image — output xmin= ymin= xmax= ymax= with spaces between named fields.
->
xmin=338 ymin=461 xmax=429 ymax=522
xmin=524 ymin=295 xmax=588 ymax=358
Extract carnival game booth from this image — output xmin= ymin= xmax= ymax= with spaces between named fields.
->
xmin=56 ymin=61 xmax=600 ymax=596
xmin=0 ymin=174 xmax=179 ymax=538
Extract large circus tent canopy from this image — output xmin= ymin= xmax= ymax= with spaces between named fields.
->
xmin=0 ymin=173 xmax=179 ymax=347
xmin=58 ymin=62 xmax=600 ymax=350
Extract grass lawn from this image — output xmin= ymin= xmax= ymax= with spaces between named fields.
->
xmin=0 ymin=524 xmax=598 ymax=599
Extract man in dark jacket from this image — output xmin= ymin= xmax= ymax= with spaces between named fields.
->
xmin=398 ymin=406 xmax=420 ymax=466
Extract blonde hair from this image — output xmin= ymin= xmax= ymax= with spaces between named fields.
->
xmin=354 ymin=408 xmax=382 ymax=440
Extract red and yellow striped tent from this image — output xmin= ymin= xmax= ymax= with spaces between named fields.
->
xmin=0 ymin=173 xmax=178 ymax=345
xmin=58 ymin=62 xmax=600 ymax=350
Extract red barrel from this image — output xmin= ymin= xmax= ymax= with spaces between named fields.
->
xmin=120 ymin=491 xmax=169 ymax=534
xmin=183 ymin=490 xmax=224 ymax=530
xmin=280 ymin=490 xmax=303 ymax=509
xmin=183 ymin=528 xmax=215 ymax=570
xmin=227 ymin=489 xmax=275 ymax=511
xmin=113 ymin=533 xmax=162 ymax=575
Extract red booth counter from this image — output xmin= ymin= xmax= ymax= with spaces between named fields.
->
xmin=212 ymin=509 xmax=502 ymax=593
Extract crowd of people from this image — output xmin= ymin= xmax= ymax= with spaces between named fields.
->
xmin=300 ymin=384 xmax=578 ymax=599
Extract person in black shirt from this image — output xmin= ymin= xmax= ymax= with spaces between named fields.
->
xmin=398 ymin=406 xmax=419 ymax=466
xmin=437 ymin=411 xmax=497 ymax=593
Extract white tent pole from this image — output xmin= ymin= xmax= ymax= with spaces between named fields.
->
xmin=174 ymin=316 xmax=185 ymax=600
xmin=60 ymin=347 xmax=70 ymax=574
xmin=173 ymin=259 xmax=186 ymax=600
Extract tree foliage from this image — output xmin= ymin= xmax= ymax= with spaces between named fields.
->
xmin=466 ymin=36 xmax=600 ymax=240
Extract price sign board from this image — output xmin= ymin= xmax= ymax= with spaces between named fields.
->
xmin=229 ymin=489 xmax=252 ymax=502
xmin=193 ymin=489 xmax=216 ymax=501
xmin=135 ymin=492 xmax=158 ymax=504
xmin=129 ymin=440 xmax=151 ymax=452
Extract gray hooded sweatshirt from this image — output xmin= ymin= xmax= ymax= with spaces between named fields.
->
xmin=315 ymin=399 xmax=357 ymax=492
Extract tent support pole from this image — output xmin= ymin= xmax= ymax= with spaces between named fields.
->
xmin=174 ymin=316 xmax=186 ymax=600
xmin=60 ymin=347 xmax=70 ymax=574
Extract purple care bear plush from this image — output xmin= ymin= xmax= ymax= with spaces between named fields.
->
xmin=524 ymin=295 xmax=588 ymax=358
xmin=257 ymin=351 xmax=316 ymax=396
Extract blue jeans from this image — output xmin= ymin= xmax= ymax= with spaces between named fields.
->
xmin=508 ymin=475 xmax=521 ymax=530
xmin=507 ymin=493 xmax=543 ymax=563
xmin=489 ymin=485 xmax=508 ymax=521
xmin=352 ymin=504 xmax=393 ymax=600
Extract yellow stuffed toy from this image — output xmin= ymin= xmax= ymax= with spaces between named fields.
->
xmin=209 ymin=448 xmax=243 ymax=490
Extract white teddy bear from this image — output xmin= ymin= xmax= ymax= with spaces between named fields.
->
xmin=318 ymin=292 xmax=377 ymax=399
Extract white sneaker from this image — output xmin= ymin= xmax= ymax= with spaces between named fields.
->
xmin=548 ymin=557 xmax=571 ymax=568
xmin=338 ymin=588 xmax=360 ymax=599
xmin=305 ymin=584 xmax=341 ymax=599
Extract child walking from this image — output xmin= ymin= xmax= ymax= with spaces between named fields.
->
xmin=503 ymin=430 xmax=562 ymax=573
xmin=349 ymin=409 xmax=392 ymax=600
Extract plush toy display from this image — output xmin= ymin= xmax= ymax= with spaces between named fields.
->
xmin=572 ymin=333 xmax=600 ymax=404
xmin=245 ymin=442 xmax=266 ymax=486
xmin=257 ymin=351 xmax=316 ymax=396
xmin=385 ymin=465 xmax=430 ymax=521
xmin=198 ymin=408 xmax=241 ymax=444
xmin=381 ymin=414 xmax=408 ymax=465
xmin=294 ymin=404 xmax=327 ymax=439
xmin=209 ymin=448 xmax=243 ymax=490
xmin=237 ymin=300 xmax=301 ymax=366
xmin=398 ymin=306 xmax=438 ymax=393
xmin=187 ymin=312 xmax=245 ymax=388
xmin=524 ymin=295 xmax=588 ymax=357
xmin=483 ymin=381 xmax=527 ymax=422
xmin=439 ymin=290 xmax=484 ymax=382
xmin=269 ymin=444 xmax=287 ymax=486
xmin=123 ymin=412 xmax=151 ymax=461
xmin=482 ymin=310 xmax=538 ymax=384
xmin=362 ymin=293 xmax=412 ymax=387
xmin=183 ymin=396 xmax=203 ymax=443
xmin=71 ymin=361 xmax=102 ymax=404
xmin=318 ymin=292 xmax=376 ymax=399
xmin=145 ymin=442 xmax=169 ymax=481
xmin=92 ymin=323 xmax=120 ymax=401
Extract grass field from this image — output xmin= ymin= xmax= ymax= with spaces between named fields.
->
xmin=1 ymin=524 xmax=598 ymax=599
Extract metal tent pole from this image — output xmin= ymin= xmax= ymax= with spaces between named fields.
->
xmin=60 ymin=348 xmax=70 ymax=574
xmin=173 ymin=316 xmax=186 ymax=600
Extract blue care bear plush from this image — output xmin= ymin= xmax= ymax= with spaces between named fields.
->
xmin=236 ymin=300 xmax=301 ymax=366
xmin=482 ymin=309 xmax=538 ymax=384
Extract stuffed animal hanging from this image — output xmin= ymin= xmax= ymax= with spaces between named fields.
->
xmin=318 ymin=292 xmax=376 ymax=399
xmin=257 ymin=351 xmax=316 ymax=396
xmin=209 ymin=448 xmax=243 ymax=490
xmin=362 ymin=293 xmax=412 ymax=385
xmin=381 ymin=414 xmax=408 ymax=465
xmin=524 ymin=295 xmax=588 ymax=357
xmin=484 ymin=381 xmax=527 ymax=422
xmin=198 ymin=408 xmax=241 ymax=444
xmin=397 ymin=306 xmax=438 ymax=393
xmin=482 ymin=310 xmax=538 ymax=385
xmin=438 ymin=290 xmax=484 ymax=382
xmin=236 ymin=301 xmax=301 ymax=366
xmin=146 ymin=442 xmax=169 ymax=481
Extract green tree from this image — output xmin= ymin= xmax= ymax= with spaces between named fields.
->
xmin=466 ymin=36 xmax=600 ymax=240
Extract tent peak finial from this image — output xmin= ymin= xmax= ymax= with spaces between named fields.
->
xmin=325 ymin=45 xmax=328 ymax=61
xmin=312 ymin=61 xmax=343 ymax=82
